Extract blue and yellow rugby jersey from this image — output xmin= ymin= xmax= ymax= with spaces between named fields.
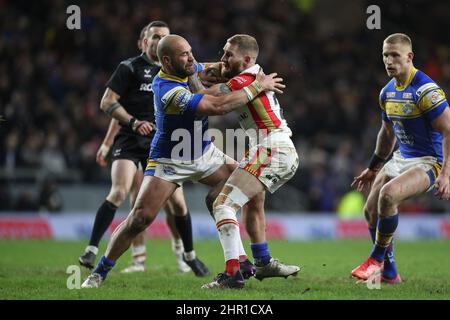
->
xmin=379 ymin=67 xmax=448 ymax=161
xmin=149 ymin=69 xmax=210 ymax=161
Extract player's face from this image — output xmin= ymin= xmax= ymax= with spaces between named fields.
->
xmin=382 ymin=42 xmax=413 ymax=78
xmin=146 ymin=27 xmax=170 ymax=60
xmin=221 ymin=43 xmax=246 ymax=78
xmin=170 ymin=40 xmax=196 ymax=78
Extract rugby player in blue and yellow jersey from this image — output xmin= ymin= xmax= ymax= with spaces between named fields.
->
xmin=81 ymin=34 xmax=285 ymax=288
xmin=351 ymin=33 xmax=450 ymax=283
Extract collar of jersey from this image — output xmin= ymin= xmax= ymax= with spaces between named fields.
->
xmin=395 ymin=66 xmax=417 ymax=91
xmin=141 ymin=53 xmax=156 ymax=66
xmin=158 ymin=70 xmax=188 ymax=83
xmin=239 ymin=64 xmax=261 ymax=76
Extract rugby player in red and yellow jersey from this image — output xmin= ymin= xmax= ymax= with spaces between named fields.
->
xmin=197 ymin=35 xmax=301 ymax=289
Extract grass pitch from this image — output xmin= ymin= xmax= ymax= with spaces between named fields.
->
xmin=0 ymin=239 xmax=449 ymax=300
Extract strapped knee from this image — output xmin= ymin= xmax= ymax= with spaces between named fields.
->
xmin=213 ymin=183 xmax=250 ymax=212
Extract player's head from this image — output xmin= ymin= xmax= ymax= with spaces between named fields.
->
xmin=137 ymin=25 xmax=148 ymax=53
xmin=221 ymin=34 xmax=259 ymax=78
xmin=382 ymin=33 xmax=414 ymax=78
xmin=157 ymin=34 xmax=196 ymax=78
xmin=143 ymin=21 xmax=170 ymax=62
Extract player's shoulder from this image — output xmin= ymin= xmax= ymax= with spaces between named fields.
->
xmin=411 ymin=69 xmax=441 ymax=99
xmin=117 ymin=55 xmax=142 ymax=72
xmin=154 ymin=72 xmax=188 ymax=98
xmin=379 ymin=78 xmax=395 ymax=100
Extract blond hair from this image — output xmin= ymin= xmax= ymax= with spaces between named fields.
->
xmin=384 ymin=33 xmax=412 ymax=50
xmin=227 ymin=34 xmax=259 ymax=59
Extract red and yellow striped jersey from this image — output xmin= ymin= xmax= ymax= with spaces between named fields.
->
xmin=226 ymin=64 xmax=292 ymax=145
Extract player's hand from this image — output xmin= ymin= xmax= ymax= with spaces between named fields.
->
xmin=351 ymin=168 xmax=378 ymax=193
xmin=132 ymin=120 xmax=155 ymax=136
xmin=434 ymin=173 xmax=450 ymax=200
xmin=256 ymin=69 xmax=285 ymax=94
xmin=200 ymin=63 xmax=228 ymax=87
xmin=96 ymin=143 xmax=111 ymax=167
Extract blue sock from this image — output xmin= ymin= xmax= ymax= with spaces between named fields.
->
xmin=93 ymin=255 xmax=116 ymax=280
xmin=383 ymin=241 xmax=398 ymax=279
xmin=368 ymin=227 xmax=376 ymax=243
xmin=250 ymin=242 xmax=272 ymax=267
xmin=370 ymin=214 xmax=399 ymax=262
xmin=369 ymin=226 xmax=398 ymax=278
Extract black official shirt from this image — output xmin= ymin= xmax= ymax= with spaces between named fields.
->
xmin=106 ymin=53 xmax=160 ymax=136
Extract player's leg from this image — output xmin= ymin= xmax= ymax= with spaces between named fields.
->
xmin=164 ymin=187 xmax=209 ymax=276
xmin=353 ymin=166 xmax=431 ymax=281
xmin=225 ymin=169 xmax=300 ymax=281
xmin=199 ymin=162 xmax=252 ymax=288
xmin=122 ymin=169 xmax=147 ymax=273
xmin=81 ymin=176 xmax=177 ymax=288
xmin=360 ymin=168 xmax=399 ymax=283
xmin=79 ymin=159 xmax=137 ymax=269
xmin=165 ymin=212 xmax=191 ymax=273
xmin=164 ymin=210 xmax=191 ymax=273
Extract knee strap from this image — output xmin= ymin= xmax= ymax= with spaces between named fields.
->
xmin=214 ymin=183 xmax=250 ymax=209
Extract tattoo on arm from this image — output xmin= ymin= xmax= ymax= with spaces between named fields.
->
xmin=105 ymin=102 xmax=121 ymax=116
xmin=218 ymin=83 xmax=231 ymax=95
xmin=188 ymin=74 xmax=205 ymax=93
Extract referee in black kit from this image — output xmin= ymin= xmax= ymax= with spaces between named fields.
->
xmin=78 ymin=21 xmax=209 ymax=277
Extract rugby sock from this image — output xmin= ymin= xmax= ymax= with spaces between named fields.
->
xmin=175 ymin=212 xmax=194 ymax=254
xmin=89 ymin=200 xmax=118 ymax=247
xmin=383 ymin=241 xmax=398 ymax=279
xmin=131 ymin=245 xmax=146 ymax=264
xmin=226 ymin=259 xmax=240 ymax=277
xmin=93 ymin=256 xmax=116 ymax=280
xmin=369 ymin=226 xmax=398 ymax=278
xmin=237 ymin=232 xmax=248 ymax=262
xmin=368 ymin=227 xmax=376 ymax=243
xmin=85 ymin=245 xmax=98 ymax=255
xmin=370 ymin=214 xmax=399 ymax=262
xmin=251 ymin=242 xmax=272 ymax=267
xmin=215 ymin=206 xmax=241 ymax=275
xmin=171 ymin=238 xmax=184 ymax=254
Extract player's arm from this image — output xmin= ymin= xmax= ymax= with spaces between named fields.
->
xmin=96 ymin=119 xmax=120 ymax=167
xmin=100 ymin=88 xmax=154 ymax=136
xmin=431 ymin=107 xmax=450 ymax=200
xmin=195 ymin=71 xmax=284 ymax=116
xmin=351 ymin=120 xmax=396 ymax=192
xmin=372 ymin=120 xmax=397 ymax=167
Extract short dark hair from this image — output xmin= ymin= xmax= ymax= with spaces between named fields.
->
xmin=147 ymin=20 xmax=169 ymax=30
xmin=138 ymin=25 xmax=148 ymax=41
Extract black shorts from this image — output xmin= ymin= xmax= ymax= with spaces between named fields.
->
xmin=111 ymin=131 xmax=152 ymax=171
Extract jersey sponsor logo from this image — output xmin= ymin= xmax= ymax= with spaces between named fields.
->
xmin=402 ymin=92 xmax=413 ymax=99
xmin=430 ymin=90 xmax=444 ymax=104
xmin=140 ymin=83 xmax=153 ymax=92
xmin=174 ymin=91 xmax=192 ymax=113
xmin=233 ymin=76 xmax=247 ymax=85
xmin=144 ymin=69 xmax=152 ymax=78
xmin=386 ymin=92 xmax=396 ymax=98
xmin=113 ymin=148 xmax=121 ymax=157
xmin=402 ymin=103 xmax=414 ymax=115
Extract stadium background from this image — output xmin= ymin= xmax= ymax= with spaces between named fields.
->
xmin=1 ymin=0 xmax=450 ymax=241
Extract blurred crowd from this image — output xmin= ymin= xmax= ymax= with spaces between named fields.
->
xmin=1 ymin=0 xmax=450 ymax=212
